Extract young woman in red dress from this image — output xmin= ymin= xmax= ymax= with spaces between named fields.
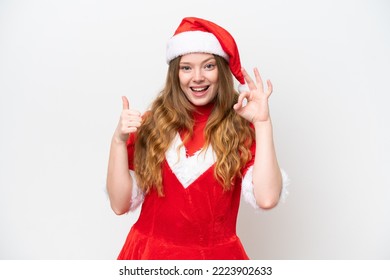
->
xmin=106 ymin=17 xmax=289 ymax=260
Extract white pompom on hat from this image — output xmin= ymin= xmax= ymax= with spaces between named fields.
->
xmin=166 ymin=17 xmax=246 ymax=91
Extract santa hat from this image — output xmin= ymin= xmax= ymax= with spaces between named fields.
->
xmin=166 ymin=17 xmax=246 ymax=91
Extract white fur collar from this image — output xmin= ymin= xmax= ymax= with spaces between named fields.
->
xmin=165 ymin=133 xmax=216 ymax=188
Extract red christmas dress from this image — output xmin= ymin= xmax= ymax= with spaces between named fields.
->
xmin=117 ymin=104 xmax=270 ymax=260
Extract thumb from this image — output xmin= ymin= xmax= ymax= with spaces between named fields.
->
xmin=121 ymin=96 xmax=129 ymax=110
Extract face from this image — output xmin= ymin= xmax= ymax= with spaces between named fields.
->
xmin=178 ymin=53 xmax=219 ymax=106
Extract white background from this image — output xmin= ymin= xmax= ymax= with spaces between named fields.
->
xmin=0 ymin=0 xmax=389 ymax=259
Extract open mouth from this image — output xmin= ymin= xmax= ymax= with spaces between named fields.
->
xmin=190 ymin=86 xmax=209 ymax=94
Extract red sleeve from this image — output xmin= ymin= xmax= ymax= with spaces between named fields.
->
xmin=126 ymin=111 xmax=150 ymax=171
xmin=241 ymin=123 xmax=256 ymax=178
xmin=126 ymin=133 xmax=137 ymax=170
xmin=242 ymin=138 xmax=256 ymax=178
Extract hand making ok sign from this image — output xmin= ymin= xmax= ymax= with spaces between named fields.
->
xmin=233 ymin=67 xmax=273 ymax=123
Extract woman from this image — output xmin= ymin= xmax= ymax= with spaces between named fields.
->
xmin=106 ymin=17 xmax=288 ymax=259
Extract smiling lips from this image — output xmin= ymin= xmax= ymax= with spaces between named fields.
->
xmin=190 ymin=86 xmax=210 ymax=96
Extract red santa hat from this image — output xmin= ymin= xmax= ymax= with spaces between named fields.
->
xmin=166 ymin=17 xmax=246 ymax=90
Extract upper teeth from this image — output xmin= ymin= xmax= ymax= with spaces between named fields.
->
xmin=192 ymin=87 xmax=207 ymax=92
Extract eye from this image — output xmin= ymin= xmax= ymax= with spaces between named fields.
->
xmin=180 ymin=65 xmax=191 ymax=71
xmin=204 ymin=63 xmax=216 ymax=70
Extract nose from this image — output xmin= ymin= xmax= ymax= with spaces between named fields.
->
xmin=193 ymin=68 xmax=205 ymax=83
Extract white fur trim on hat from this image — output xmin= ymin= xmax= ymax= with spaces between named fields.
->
xmin=166 ymin=31 xmax=229 ymax=63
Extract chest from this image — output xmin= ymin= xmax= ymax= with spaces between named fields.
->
xmin=166 ymin=132 xmax=215 ymax=188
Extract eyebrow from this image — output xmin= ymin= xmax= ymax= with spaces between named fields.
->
xmin=179 ymin=56 xmax=216 ymax=65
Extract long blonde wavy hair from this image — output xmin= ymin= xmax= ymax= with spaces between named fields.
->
xmin=134 ymin=55 xmax=254 ymax=196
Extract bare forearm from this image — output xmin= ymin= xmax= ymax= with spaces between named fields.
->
xmin=252 ymin=119 xmax=282 ymax=209
xmin=106 ymin=136 xmax=133 ymax=215
xmin=106 ymin=96 xmax=143 ymax=214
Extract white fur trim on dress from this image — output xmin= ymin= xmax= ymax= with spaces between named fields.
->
xmin=166 ymin=31 xmax=229 ymax=63
xmin=241 ymin=166 xmax=290 ymax=210
xmin=165 ymin=133 xmax=216 ymax=188
xmin=128 ymin=170 xmax=144 ymax=212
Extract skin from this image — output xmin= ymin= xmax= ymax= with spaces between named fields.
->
xmin=233 ymin=67 xmax=282 ymax=209
xmin=106 ymin=97 xmax=142 ymax=214
xmin=106 ymin=53 xmax=282 ymax=214
xmin=178 ymin=53 xmax=219 ymax=106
